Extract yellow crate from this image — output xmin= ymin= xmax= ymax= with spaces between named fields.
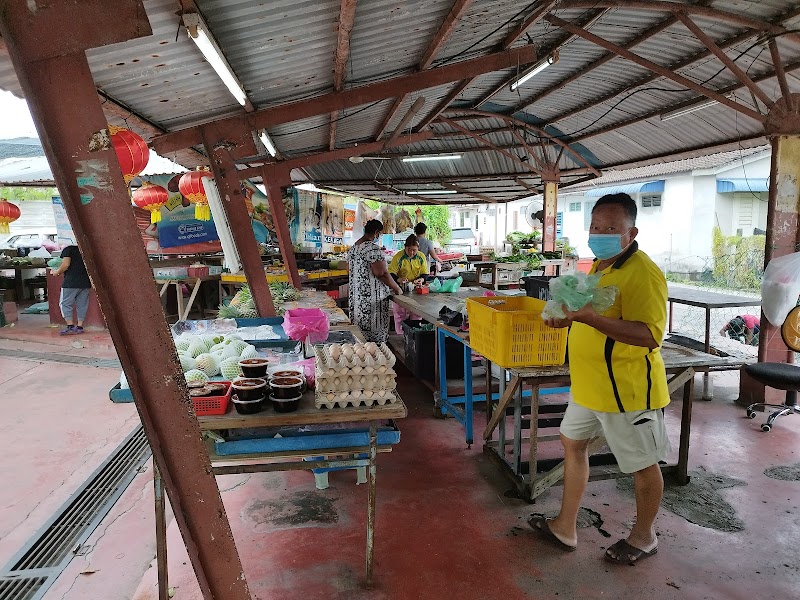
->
xmin=466 ymin=296 xmax=567 ymax=367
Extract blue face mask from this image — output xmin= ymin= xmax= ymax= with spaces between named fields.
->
xmin=588 ymin=234 xmax=626 ymax=260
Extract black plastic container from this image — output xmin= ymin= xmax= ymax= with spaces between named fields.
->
xmin=270 ymin=376 xmax=303 ymax=399
xmin=231 ymin=378 xmax=267 ymax=402
xmin=270 ymin=394 xmax=301 ymax=413
xmin=521 ymin=276 xmax=556 ymax=301
xmin=238 ymin=358 xmax=270 ymax=378
xmin=232 ymin=394 xmax=265 ymax=414
xmin=401 ymin=319 xmax=465 ymax=382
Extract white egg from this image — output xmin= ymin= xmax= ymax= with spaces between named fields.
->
xmin=364 ymin=342 xmax=378 ymax=355
xmin=355 ymin=347 xmax=366 ymax=360
xmin=342 ymin=345 xmax=354 ymax=359
xmin=329 ymin=346 xmax=341 ymax=360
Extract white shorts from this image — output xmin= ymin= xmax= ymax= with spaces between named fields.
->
xmin=559 ymin=402 xmax=672 ymax=474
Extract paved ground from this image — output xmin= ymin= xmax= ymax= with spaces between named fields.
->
xmin=2 ymin=313 xmax=799 ymax=600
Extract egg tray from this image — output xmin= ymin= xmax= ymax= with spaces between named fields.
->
xmin=315 ymin=373 xmax=397 ymax=393
xmin=315 ymin=389 xmax=400 ymax=409
xmin=314 ymin=343 xmax=397 ymax=372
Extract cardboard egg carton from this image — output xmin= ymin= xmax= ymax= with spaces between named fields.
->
xmin=315 ymin=388 xmax=399 ymax=409
xmin=314 ymin=343 xmax=396 ymax=372
xmin=316 ymin=369 xmax=397 ymax=393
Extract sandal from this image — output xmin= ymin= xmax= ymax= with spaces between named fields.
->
xmin=604 ymin=539 xmax=658 ymax=565
xmin=527 ymin=515 xmax=577 ymax=552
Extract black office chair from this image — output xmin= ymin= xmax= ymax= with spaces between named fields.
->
xmin=745 ymin=306 xmax=800 ymax=432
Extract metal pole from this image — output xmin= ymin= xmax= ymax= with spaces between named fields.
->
xmin=154 ymin=464 xmax=169 ymax=600
xmin=366 ymin=422 xmax=377 ymax=586
xmin=0 ymin=4 xmax=252 ymax=597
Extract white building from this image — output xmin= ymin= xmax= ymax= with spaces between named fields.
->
xmin=448 ymin=146 xmax=770 ymax=271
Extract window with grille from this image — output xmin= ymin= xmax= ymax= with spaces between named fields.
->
xmin=556 ymin=212 xmax=563 ymax=237
xmin=641 ymin=194 xmax=662 ymax=208
xmin=568 ymin=201 xmax=581 ymax=212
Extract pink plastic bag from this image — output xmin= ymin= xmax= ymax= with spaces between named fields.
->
xmin=282 ymin=308 xmax=330 ymax=344
xmin=284 ymin=357 xmax=316 ymax=388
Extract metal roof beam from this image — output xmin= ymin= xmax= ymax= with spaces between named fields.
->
xmin=235 ymin=130 xmax=433 ymax=179
xmin=441 ymin=182 xmax=497 ymax=203
xmin=539 ymin=4 xmax=800 ymax=125
xmin=501 ymin=1 xmax=563 ymax=50
xmin=311 ymin=169 xmax=596 ymax=185
xmin=545 ymin=14 xmax=765 ymax=123
xmin=151 ymin=44 xmax=538 ymax=155
xmin=556 ymin=1 xmax=800 ymax=43
xmin=475 ymin=8 xmax=607 ymax=108
xmin=329 ymin=0 xmax=358 ymax=151
xmin=675 ymin=12 xmax=774 ymax=109
xmin=769 ymin=39 xmax=795 ymax=112
xmin=374 ymin=0 xmax=474 ymax=140
xmin=570 ymin=60 xmax=800 ymax=143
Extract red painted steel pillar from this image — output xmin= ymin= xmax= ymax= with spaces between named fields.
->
xmin=201 ymin=125 xmax=277 ymax=316
xmin=739 ymin=95 xmax=800 ymax=405
xmin=542 ymin=178 xmax=559 ymax=275
xmin=262 ymin=166 xmax=302 ymax=288
xmin=0 ymin=3 xmax=252 ymax=599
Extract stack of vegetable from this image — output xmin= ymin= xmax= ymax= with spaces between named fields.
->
xmin=175 ymin=332 xmax=260 ymax=383
xmin=491 ymin=252 xmax=543 ymax=271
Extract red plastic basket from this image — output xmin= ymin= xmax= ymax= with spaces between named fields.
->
xmin=191 ymin=381 xmax=232 ymax=416
xmin=187 ymin=266 xmax=210 ymax=278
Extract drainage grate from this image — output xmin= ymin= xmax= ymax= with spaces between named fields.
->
xmin=0 ymin=348 xmax=120 ymax=369
xmin=0 ymin=425 xmax=151 ymax=600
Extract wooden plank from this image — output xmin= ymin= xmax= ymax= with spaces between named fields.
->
xmin=530 ymin=436 xmax=607 ymax=498
xmin=483 ymin=375 xmax=520 ymax=439
xmin=198 ymin=393 xmax=407 ymax=430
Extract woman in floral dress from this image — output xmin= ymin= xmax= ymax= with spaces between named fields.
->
xmin=347 ymin=220 xmax=402 ymax=343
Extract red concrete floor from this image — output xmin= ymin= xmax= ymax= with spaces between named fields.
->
xmin=3 ymin=315 xmax=798 ymax=600
xmin=125 ymin=369 xmax=800 ymax=600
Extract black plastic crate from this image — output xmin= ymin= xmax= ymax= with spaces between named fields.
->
xmin=401 ymin=319 xmax=465 ymax=382
xmin=521 ymin=276 xmax=556 ymax=301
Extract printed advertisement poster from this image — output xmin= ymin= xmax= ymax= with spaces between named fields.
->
xmin=291 ymin=188 xmax=323 ymax=247
xmin=344 ymin=207 xmax=355 ymax=232
xmin=51 ymin=196 xmax=76 ymax=246
xmin=322 ymin=194 xmax=344 ymax=245
xmin=251 ymin=184 xmax=294 ymax=241
xmin=134 ymin=174 xmax=222 ymax=255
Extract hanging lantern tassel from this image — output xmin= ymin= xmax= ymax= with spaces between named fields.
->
xmin=0 ymin=199 xmax=21 ymax=234
xmin=178 ymin=168 xmax=214 ymax=222
xmin=132 ymin=182 xmax=169 ymax=224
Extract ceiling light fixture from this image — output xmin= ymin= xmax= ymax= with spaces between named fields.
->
xmin=660 ymin=94 xmax=735 ymax=121
xmin=184 ymin=13 xmax=249 ymax=107
xmin=258 ymin=130 xmax=277 ymax=157
xmin=509 ymin=51 xmax=558 ymax=92
xmin=401 ymin=154 xmax=462 ymax=163
xmin=408 ymin=189 xmax=458 ymax=195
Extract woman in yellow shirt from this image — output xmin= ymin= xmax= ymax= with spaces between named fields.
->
xmin=388 ymin=234 xmax=428 ymax=334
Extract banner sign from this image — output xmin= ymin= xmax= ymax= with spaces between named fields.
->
xmin=344 ymin=208 xmax=355 ymax=232
xmin=51 ymin=196 xmax=76 ymax=246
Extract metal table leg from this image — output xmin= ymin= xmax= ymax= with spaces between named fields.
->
xmin=154 ymin=463 xmax=169 ymax=600
xmin=677 ymin=373 xmax=695 ymax=484
xmin=512 ymin=381 xmax=523 ymax=475
xmin=366 ymin=423 xmax=377 ymax=587
xmin=498 ymin=374 xmax=506 ymax=460
xmin=702 ymin=308 xmax=713 ymax=400
xmin=464 ymin=342 xmax=473 ymax=448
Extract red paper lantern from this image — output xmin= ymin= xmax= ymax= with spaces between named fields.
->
xmin=109 ymin=125 xmax=149 ymax=184
xmin=179 ymin=168 xmax=213 ymax=221
xmin=132 ymin=182 xmax=169 ymax=224
xmin=0 ymin=199 xmax=21 ymax=234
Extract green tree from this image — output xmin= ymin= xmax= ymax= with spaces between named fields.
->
xmin=0 ymin=186 xmax=58 ymax=201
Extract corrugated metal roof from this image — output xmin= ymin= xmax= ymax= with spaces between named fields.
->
xmin=0 ymin=1 xmax=795 ymax=203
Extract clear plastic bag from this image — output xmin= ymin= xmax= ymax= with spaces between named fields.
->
xmin=542 ymin=272 xmax=618 ymax=320
xmin=761 ymin=251 xmax=800 ymax=326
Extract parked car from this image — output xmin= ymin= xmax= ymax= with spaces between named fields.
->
xmin=1 ymin=232 xmax=59 ymax=256
xmin=444 ymin=228 xmax=480 ymax=255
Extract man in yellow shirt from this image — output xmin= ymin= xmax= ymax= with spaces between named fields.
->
xmin=533 ymin=193 xmax=670 ymax=566
xmin=388 ymin=234 xmax=429 ymax=334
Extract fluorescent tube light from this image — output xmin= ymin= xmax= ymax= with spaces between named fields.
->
xmin=510 ymin=53 xmax=557 ymax=92
xmin=409 ymin=189 xmax=458 ymax=195
xmin=401 ymin=154 xmax=462 ymax=163
xmin=184 ymin=13 xmax=248 ymax=107
xmin=259 ymin=130 xmax=277 ymax=157
xmin=660 ymin=94 xmax=735 ymax=121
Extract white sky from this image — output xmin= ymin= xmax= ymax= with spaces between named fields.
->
xmin=0 ymin=90 xmax=38 ymax=138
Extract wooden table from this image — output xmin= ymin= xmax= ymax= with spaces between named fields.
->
xmin=667 ymin=284 xmax=761 ymax=399
xmin=391 ymin=289 xmax=529 ymax=446
xmin=0 ymin=265 xmax=46 ymax=302
xmin=155 ymin=274 xmax=221 ymax=321
xmin=482 ymin=343 xmax=748 ymax=501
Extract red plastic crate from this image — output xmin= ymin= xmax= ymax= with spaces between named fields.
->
xmin=191 ymin=381 xmax=232 ymax=416
xmin=326 ymin=290 xmax=340 ymax=299
xmin=187 ymin=266 xmax=210 ymax=278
